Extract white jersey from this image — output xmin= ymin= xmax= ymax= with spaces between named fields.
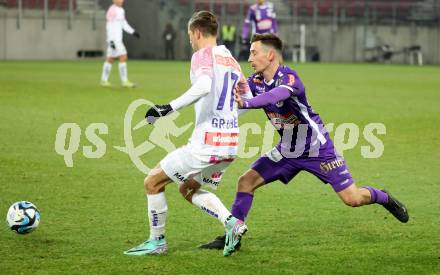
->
xmin=106 ymin=4 xmax=135 ymax=42
xmin=186 ymin=45 xmax=251 ymax=156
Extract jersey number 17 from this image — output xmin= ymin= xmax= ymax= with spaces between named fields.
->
xmin=216 ymin=72 xmax=239 ymax=111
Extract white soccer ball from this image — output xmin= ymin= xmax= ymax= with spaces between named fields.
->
xmin=6 ymin=201 xmax=40 ymax=234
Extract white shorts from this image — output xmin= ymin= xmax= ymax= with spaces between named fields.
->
xmin=106 ymin=40 xmax=127 ymax=58
xmin=160 ymin=146 xmax=235 ymax=190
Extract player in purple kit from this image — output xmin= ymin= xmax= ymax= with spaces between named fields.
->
xmin=200 ymin=33 xmax=409 ymax=251
xmin=242 ymin=0 xmax=278 ymax=43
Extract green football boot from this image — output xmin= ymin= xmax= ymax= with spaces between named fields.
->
xmin=124 ymin=238 xmax=167 ymax=256
xmin=223 ymin=217 xmax=247 ymax=257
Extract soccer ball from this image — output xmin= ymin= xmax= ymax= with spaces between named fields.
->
xmin=6 ymin=201 xmax=40 ymax=234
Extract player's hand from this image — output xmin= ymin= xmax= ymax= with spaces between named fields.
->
xmin=145 ymin=104 xmax=173 ymax=124
xmin=133 ymin=31 xmax=140 ymax=39
xmin=234 ymin=88 xmax=244 ymax=109
xmin=109 ymin=41 xmax=116 ymax=50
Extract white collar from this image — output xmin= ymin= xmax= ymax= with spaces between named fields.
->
xmin=264 ymin=78 xmax=274 ymax=85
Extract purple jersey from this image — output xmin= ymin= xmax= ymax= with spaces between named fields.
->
xmin=242 ymin=2 xmax=278 ymax=40
xmin=247 ymin=65 xmax=335 ymax=159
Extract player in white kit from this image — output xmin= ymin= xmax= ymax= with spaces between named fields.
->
xmin=100 ymin=0 xmax=139 ymax=88
xmin=124 ymin=11 xmax=251 ymax=257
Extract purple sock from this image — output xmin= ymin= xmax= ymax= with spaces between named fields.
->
xmin=364 ymin=186 xmax=389 ymax=205
xmin=231 ymin=192 xmax=254 ymax=221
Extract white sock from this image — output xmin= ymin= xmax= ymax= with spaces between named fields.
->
xmin=118 ymin=62 xmax=128 ymax=82
xmin=147 ymin=192 xmax=168 ymax=240
xmin=101 ymin=61 xmax=112 ymax=82
xmin=191 ymin=189 xmax=232 ymax=225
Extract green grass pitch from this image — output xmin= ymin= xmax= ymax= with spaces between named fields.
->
xmin=0 ymin=60 xmax=439 ymax=274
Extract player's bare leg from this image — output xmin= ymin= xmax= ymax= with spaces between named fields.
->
xmin=237 ymin=169 xmax=266 ymax=193
xmin=336 ymin=184 xmax=372 ymax=207
xmin=100 ymin=57 xmax=114 ymax=87
xmin=337 ymin=184 xmax=409 ymax=223
xmin=118 ymin=54 xmax=135 ymax=88
xmin=179 ymin=179 xmax=201 ymax=203
xmin=124 ymin=164 xmax=171 ymax=256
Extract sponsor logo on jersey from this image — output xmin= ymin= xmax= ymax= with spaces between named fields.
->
xmin=287 ymin=74 xmax=295 ymax=86
xmin=204 ymin=132 xmax=239 ymax=147
xmin=266 ymin=112 xmax=301 ymax=129
xmin=257 ymin=19 xmax=273 ymax=30
xmin=320 ymin=159 xmax=345 ymax=174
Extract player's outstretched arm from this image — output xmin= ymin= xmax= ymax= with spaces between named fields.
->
xmin=145 ymin=75 xmax=211 ymax=124
xmin=169 ymin=74 xmax=211 ymax=110
xmin=238 ymin=86 xmax=291 ymax=109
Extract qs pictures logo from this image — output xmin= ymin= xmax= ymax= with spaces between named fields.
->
xmin=54 ymin=100 xmax=387 ymax=173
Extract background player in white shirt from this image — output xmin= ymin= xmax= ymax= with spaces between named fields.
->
xmin=124 ymin=11 xmax=252 ymax=257
xmin=100 ymin=0 xmax=140 ymax=88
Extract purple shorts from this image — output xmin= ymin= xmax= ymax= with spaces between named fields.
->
xmin=251 ymin=147 xmax=353 ymax=192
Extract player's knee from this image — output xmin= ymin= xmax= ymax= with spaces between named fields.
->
xmin=238 ymin=175 xmax=254 ymax=192
xmin=144 ymin=176 xmax=161 ymax=194
xmin=143 ymin=176 xmax=151 ymax=192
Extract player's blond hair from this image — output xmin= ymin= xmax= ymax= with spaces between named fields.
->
xmin=188 ymin=11 xmax=218 ymax=37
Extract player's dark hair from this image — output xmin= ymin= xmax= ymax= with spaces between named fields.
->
xmin=188 ymin=11 xmax=218 ymax=37
xmin=251 ymin=33 xmax=283 ymax=54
